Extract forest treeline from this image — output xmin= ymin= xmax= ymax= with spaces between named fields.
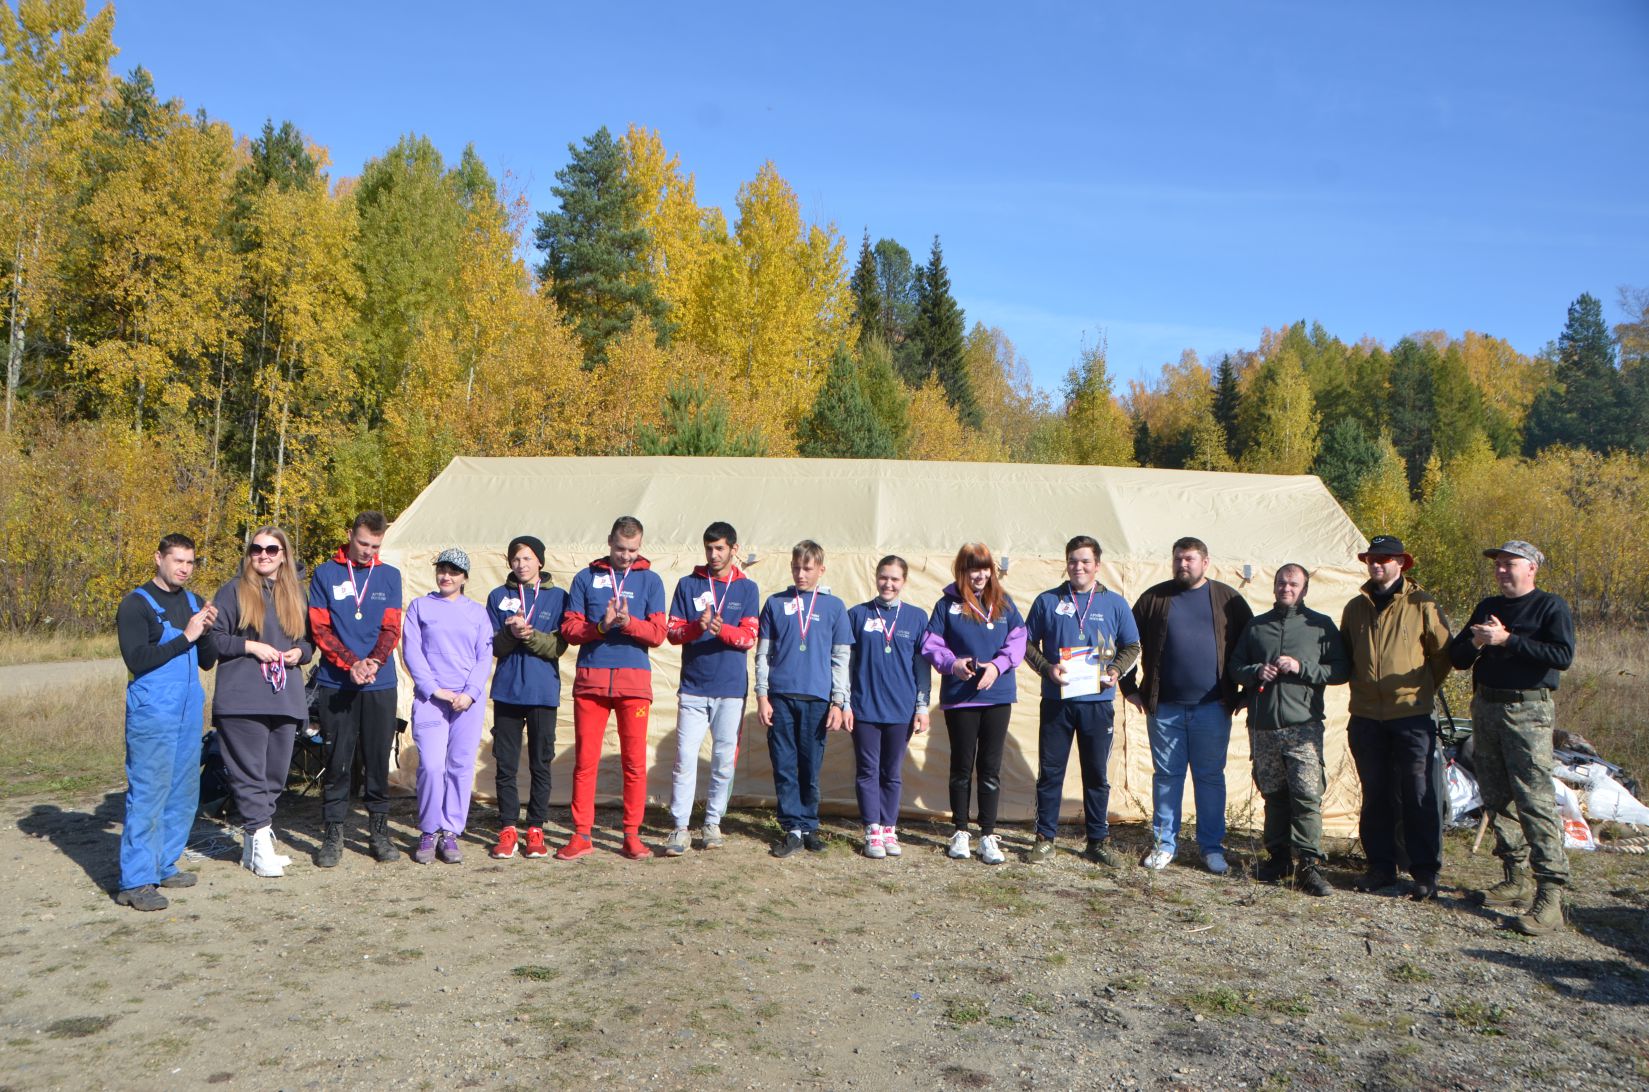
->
xmin=2 ymin=2 xmax=1647 ymax=632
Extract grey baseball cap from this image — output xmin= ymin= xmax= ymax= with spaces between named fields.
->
xmin=435 ymin=547 xmax=471 ymax=574
xmin=1483 ymin=540 xmax=1544 ymax=566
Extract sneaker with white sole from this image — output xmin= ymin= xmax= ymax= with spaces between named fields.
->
xmin=1202 ymin=849 xmax=1229 ymax=875
xmin=864 ymin=825 xmax=886 ymax=859
xmin=1142 ymin=846 xmax=1174 ymax=870
xmin=881 ymin=828 xmax=902 ymax=857
xmin=663 ymin=828 xmax=690 ymax=857
xmin=947 ymin=830 xmax=973 ymax=859
xmin=979 ymin=834 xmax=1005 ymax=865
xmin=701 ymin=824 xmax=724 ymax=850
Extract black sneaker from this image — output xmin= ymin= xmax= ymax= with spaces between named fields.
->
xmin=1255 ymin=855 xmax=1289 ymax=883
xmin=1351 ymin=867 xmax=1397 ymax=893
xmin=316 ymin=822 xmax=344 ymax=868
xmin=1083 ymin=839 xmax=1121 ymax=867
xmin=115 ymin=885 xmax=168 ymax=912
xmin=803 ymin=830 xmax=827 ymax=853
xmin=1408 ymin=873 xmax=1439 ymax=902
xmin=772 ymin=831 xmax=804 ymax=858
xmin=159 ymin=871 xmax=198 ymax=889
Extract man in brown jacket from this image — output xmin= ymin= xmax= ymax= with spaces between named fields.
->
xmin=1339 ymin=535 xmax=1452 ymax=900
xmin=1122 ymin=537 xmax=1254 ymax=874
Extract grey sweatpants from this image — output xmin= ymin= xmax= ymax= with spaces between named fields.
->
xmin=217 ymin=715 xmax=299 ymax=831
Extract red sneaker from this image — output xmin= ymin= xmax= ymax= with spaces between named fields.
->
xmin=620 ymin=833 xmax=654 ymax=861
xmin=554 ymin=833 xmax=594 ymax=861
xmin=489 ymin=827 xmax=519 ymax=860
xmin=522 ymin=826 xmax=549 ymax=859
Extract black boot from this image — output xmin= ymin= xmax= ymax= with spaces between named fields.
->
xmin=1294 ymin=859 xmax=1332 ymax=897
xmin=368 ymin=813 xmax=401 ymax=862
xmin=315 ymin=822 xmax=344 ymax=868
xmin=1255 ymin=853 xmax=1290 ymax=883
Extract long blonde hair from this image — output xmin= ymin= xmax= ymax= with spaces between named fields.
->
xmin=236 ymin=526 xmax=306 ymax=638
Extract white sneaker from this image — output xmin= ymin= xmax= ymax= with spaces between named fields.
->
xmin=979 ymin=834 xmax=1005 ymax=865
xmin=268 ymin=829 xmax=292 ymax=868
xmin=1142 ymin=846 xmax=1174 ymax=870
xmin=247 ymin=826 xmax=286 ymax=878
xmin=864 ymin=824 xmax=886 ymax=859
xmin=882 ymin=828 xmax=902 ymax=857
xmin=947 ymin=830 xmax=972 ymax=859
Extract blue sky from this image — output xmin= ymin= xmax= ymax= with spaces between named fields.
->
xmin=111 ymin=1 xmax=1649 ymax=392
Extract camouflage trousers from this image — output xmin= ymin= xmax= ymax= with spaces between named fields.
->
xmin=1472 ymin=694 xmax=1570 ymax=885
xmin=1250 ymin=721 xmax=1325 ymax=861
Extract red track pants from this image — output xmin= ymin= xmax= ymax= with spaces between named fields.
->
xmin=570 ymin=693 xmax=651 ymax=834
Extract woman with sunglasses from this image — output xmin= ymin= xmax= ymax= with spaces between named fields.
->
xmin=400 ymin=548 xmax=494 ymax=864
xmin=921 ymin=543 xmax=1027 ymax=865
xmin=208 ymin=528 xmax=313 ymax=878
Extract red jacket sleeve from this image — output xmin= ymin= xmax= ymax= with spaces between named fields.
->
xmin=667 ymin=613 xmax=705 ymax=645
xmin=561 ymin=609 xmax=603 ymax=645
xmin=718 ymin=615 xmax=758 ymax=651
xmin=621 ymin=611 xmax=668 ymax=649
xmin=368 ymin=606 xmax=403 ymax=664
xmin=309 ymin=606 xmax=357 ymax=671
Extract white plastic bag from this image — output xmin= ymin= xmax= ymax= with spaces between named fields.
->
xmin=1570 ymin=763 xmax=1649 ymax=826
xmin=1553 ymin=777 xmax=1597 ymax=851
xmin=1445 ymin=762 xmax=1482 ymax=826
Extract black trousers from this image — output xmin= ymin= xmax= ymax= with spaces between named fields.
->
xmin=317 ymin=686 xmax=398 ymax=823
xmin=1348 ymin=713 xmax=1442 ymax=877
xmin=492 ymin=701 xmax=557 ymax=828
xmin=216 ymin=715 xmax=298 ymax=831
xmin=945 ymin=704 xmax=1013 ymax=835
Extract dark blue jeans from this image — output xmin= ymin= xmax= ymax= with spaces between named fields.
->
xmin=1348 ymin=713 xmax=1442 ymax=877
xmin=767 ymin=694 xmax=829 ymax=834
xmin=1035 ymin=698 xmax=1115 ymax=840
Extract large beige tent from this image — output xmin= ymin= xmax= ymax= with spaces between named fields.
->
xmin=378 ymin=456 xmax=1374 ymax=838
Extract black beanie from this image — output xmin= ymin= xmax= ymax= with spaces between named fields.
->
xmin=508 ymin=535 xmax=546 ymax=566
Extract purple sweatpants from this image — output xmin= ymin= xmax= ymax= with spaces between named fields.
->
xmin=852 ymin=720 xmax=912 ymax=827
xmin=412 ymin=699 xmax=486 ymax=835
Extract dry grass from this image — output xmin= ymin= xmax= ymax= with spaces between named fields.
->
xmin=1556 ymin=624 xmax=1649 ymax=779
xmin=0 ymin=675 xmax=126 ymax=799
xmin=0 ymin=631 xmax=118 ymax=667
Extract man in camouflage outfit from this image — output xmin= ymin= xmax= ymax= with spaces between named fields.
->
xmin=1449 ymin=540 xmax=1575 ymax=936
xmin=1228 ymin=564 xmax=1350 ymax=896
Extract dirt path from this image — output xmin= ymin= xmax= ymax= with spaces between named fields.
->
xmin=1 ymin=789 xmax=1645 ymax=1091
xmin=0 ymin=657 xmax=123 ymax=700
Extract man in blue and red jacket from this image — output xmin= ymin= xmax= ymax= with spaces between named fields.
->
xmin=662 ymin=521 xmax=759 ymax=855
xmin=557 ymin=515 xmax=667 ymax=861
xmin=307 ymin=511 xmax=404 ymax=866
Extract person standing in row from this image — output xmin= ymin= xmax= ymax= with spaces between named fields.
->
xmin=1339 ymin=535 xmax=1452 ymax=900
xmin=208 ymin=527 xmax=312 ymax=879
xmin=1123 ymin=537 xmax=1253 ymax=874
xmin=559 ymin=516 xmax=667 ymax=861
xmin=664 ymin=522 xmax=759 ymax=856
xmin=846 ymin=555 xmax=930 ymax=860
xmin=1450 ymin=540 xmax=1576 ymax=936
xmin=308 ymin=511 xmax=403 ymax=866
xmin=922 ymin=543 xmax=1026 ymax=866
xmin=1228 ymin=564 xmax=1348 ymax=896
xmin=1024 ymin=535 xmax=1140 ymax=866
xmin=757 ymin=540 xmax=853 ymax=858
xmin=113 ymin=534 xmax=219 ymax=911
xmin=485 ymin=536 xmax=566 ymax=861
xmin=400 ymin=549 xmax=493 ymax=864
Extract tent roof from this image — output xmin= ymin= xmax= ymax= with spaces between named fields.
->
xmin=386 ymin=456 xmax=1367 ymax=566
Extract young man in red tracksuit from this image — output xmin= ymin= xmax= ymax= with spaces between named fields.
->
xmin=557 ymin=516 xmax=666 ymax=860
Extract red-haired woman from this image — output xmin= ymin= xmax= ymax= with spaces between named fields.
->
xmin=921 ymin=543 xmax=1026 ymax=865
xmin=209 ymin=526 xmax=313 ymax=878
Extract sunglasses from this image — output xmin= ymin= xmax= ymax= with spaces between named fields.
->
xmin=247 ymin=543 xmax=283 ymax=557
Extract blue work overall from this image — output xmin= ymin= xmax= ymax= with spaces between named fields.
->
xmin=119 ymin=586 xmax=206 ymax=890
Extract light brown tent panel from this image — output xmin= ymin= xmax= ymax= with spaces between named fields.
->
xmin=377 ymin=456 xmax=1374 ymax=837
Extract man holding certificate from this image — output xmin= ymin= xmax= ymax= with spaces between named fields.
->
xmin=1024 ymin=536 xmax=1141 ymax=866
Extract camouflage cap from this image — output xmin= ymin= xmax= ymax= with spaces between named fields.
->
xmin=1483 ymin=540 xmax=1544 ymax=566
xmin=435 ymin=547 xmax=471 ymax=574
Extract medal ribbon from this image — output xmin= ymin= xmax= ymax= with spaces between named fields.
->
xmin=793 ymin=587 xmax=820 ymax=645
xmin=518 ymin=579 xmax=540 ymax=624
xmin=878 ymin=599 xmax=902 ymax=653
xmin=709 ymin=571 xmax=733 ymax=617
xmin=1069 ymin=585 xmax=1097 ymax=636
xmin=965 ymin=595 xmax=994 ymax=625
xmin=346 ymin=557 xmax=373 ymax=617
xmin=262 ymin=657 xmax=287 ymax=694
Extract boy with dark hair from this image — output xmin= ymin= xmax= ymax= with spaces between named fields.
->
xmin=664 ymin=522 xmax=759 ymax=854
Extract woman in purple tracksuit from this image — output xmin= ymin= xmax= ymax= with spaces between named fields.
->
xmin=921 ymin=542 xmax=1027 ymax=866
xmin=400 ymin=548 xmax=493 ymax=864
xmin=847 ymin=556 xmax=930 ymax=859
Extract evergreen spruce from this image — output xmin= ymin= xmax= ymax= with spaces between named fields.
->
xmin=1212 ymin=354 xmax=1242 ymax=460
xmin=636 ymin=380 xmax=766 ymax=457
xmin=1313 ymin=417 xmax=1383 ymax=502
xmin=906 ymin=236 xmax=978 ymax=427
xmin=849 ymin=229 xmax=880 ymax=346
xmin=1524 ymin=293 xmax=1626 ymax=454
xmin=796 ymin=347 xmax=897 ymax=458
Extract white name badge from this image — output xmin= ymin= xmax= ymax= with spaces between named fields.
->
xmin=500 ymin=596 xmax=521 ymax=612
xmin=1055 ymin=602 xmax=1076 ymax=617
xmin=332 ymin=582 xmax=353 ymax=601
xmin=783 ymin=600 xmax=799 ymax=615
xmin=593 ymin=574 xmax=613 ymax=589
xmin=693 ymin=590 xmax=714 ymax=611
xmin=949 ymin=603 xmax=963 ymax=615
xmin=863 ymin=618 xmax=885 ymax=633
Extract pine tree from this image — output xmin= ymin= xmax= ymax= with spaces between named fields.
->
xmin=1212 ymin=354 xmax=1242 ymax=460
xmin=906 ymin=236 xmax=978 ymax=426
xmin=635 ymin=379 xmax=766 ymax=456
xmin=796 ymin=347 xmax=896 ymax=458
xmin=533 ymin=126 xmax=671 ymax=367
xmin=1313 ymin=417 xmax=1382 ymax=501
xmin=1386 ymin=337 xmax=1437 ymax=487
xmin=1524 ymin=293 xmax=1627 ymax=454
xmin=849 ymin=229 xmax=879 ymax=345
xmin=873 ymin=238 xmax=916 ymax=352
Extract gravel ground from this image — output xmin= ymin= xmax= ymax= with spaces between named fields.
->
xmin=2 ymin=790 xmax=1645 ymax=1091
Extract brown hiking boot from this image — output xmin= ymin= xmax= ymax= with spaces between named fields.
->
xmin=1512 ymin=883 xmax=1566 ymax=936
xmin=1477 ymin=862 xmax=1533 ymax=909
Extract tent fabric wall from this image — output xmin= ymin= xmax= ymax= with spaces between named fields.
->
xmin=376 ymin=456 xmax=1373 ymax=837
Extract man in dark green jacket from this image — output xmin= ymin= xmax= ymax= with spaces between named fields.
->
xmin=1228 ymin=564 xmax=1349 ymax=896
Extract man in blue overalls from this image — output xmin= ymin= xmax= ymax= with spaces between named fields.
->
xmin=113 ymin=533 xmax=219 ymax=911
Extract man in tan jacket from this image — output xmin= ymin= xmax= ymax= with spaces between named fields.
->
xmin=1339 ymin=536 xmax=1452 ymax=900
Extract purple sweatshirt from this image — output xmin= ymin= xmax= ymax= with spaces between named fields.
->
xmin=921 ymin=583 xmax=1027 ymax=708
xmin=400 ymin=592 xmax=493 ymax=704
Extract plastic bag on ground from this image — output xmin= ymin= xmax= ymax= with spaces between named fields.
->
xmin=1553 ymin=777 xmax=1597 ymax=851
xmin=1568 ymin=762 xmax=1649 ymax=826
xmin=1445 ymin=761 xmax=1481 ymax=827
